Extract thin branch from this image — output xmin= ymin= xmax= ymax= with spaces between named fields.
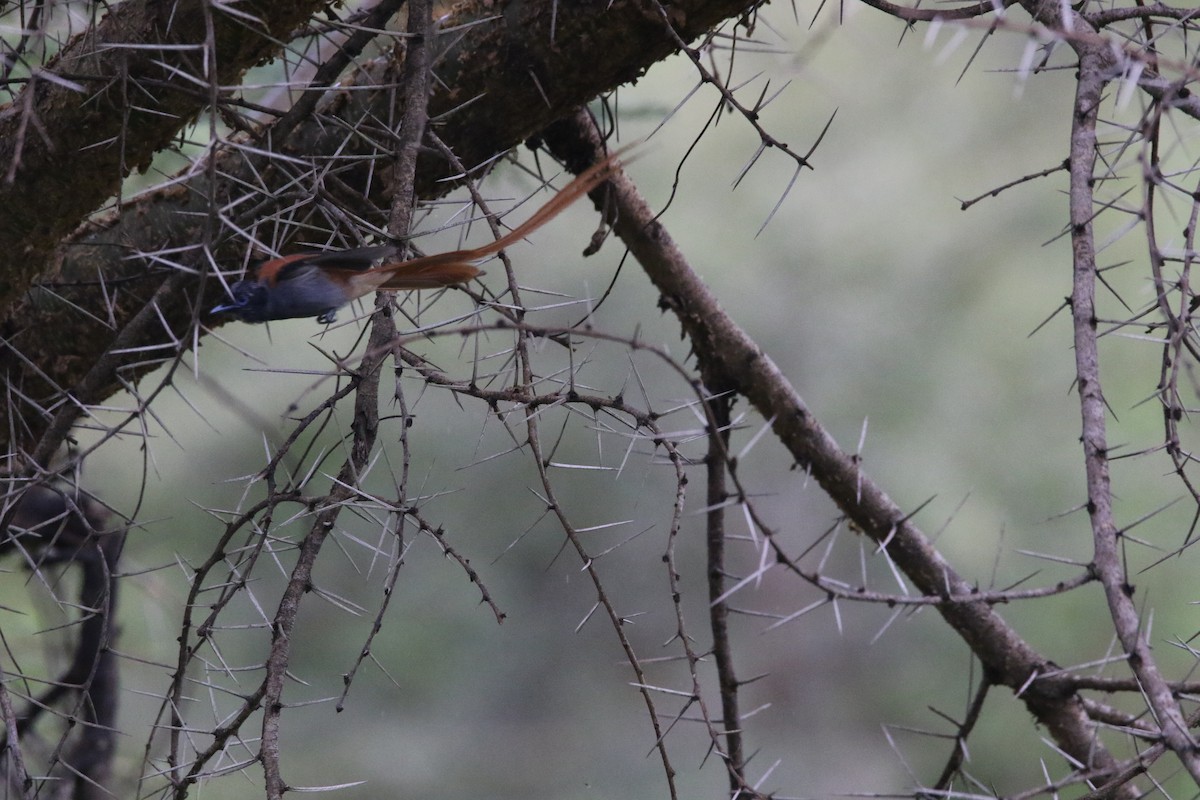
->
xmin=259 ymin=2 xmax=436 ymax=797
xmin=1065 ymin=15 xmax=1200 ymax=786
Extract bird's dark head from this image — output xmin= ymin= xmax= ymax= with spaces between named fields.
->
xmin=211 ymin=279 xmax=270 ymax=323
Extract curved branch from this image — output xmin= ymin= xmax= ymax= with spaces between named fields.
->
xmin=854 ymin=0 xmax=1014 ymax=22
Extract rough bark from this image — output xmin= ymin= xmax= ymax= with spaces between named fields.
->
xmin=0 ymin=0 xmax=765 ymax=456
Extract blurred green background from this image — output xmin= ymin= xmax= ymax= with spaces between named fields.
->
xmin=8 ymin=3 xmax=1199 ymax=798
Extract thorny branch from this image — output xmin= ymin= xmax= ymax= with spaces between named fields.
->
xmin=1060 ymin=9 xmax=1200 ymax=789
xmin=0 ymin=486 xmax=122 ymax=800
xmin=541 ymin=110 xmax=1136 ymax=794
xmin=261 ymin=3 xmax=435 ymax=798
xmin=704 ymin=395 xmax=746 ymax=793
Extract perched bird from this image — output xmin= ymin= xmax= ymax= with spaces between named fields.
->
xmin=211 ymin=245 xmax=473 ymax=324
xmin=212 ymin=149 xmax=627 ymax=324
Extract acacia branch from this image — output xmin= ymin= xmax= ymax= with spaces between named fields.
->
xmin=0 ymin=0 xmax=327 ymax=295
xmin=0 ymin=0 xmax=765 ymax=458
xmin=258 ymin=1 xmax=434 ymax=795
xmin=540 ymin=111 xmax=1138 ymax=796
xmin=1062 ymin=16 xmax=1200 ymax=789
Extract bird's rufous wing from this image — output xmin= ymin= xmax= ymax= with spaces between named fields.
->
xmin=254 ymin=252 xmax=316 ymax=286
